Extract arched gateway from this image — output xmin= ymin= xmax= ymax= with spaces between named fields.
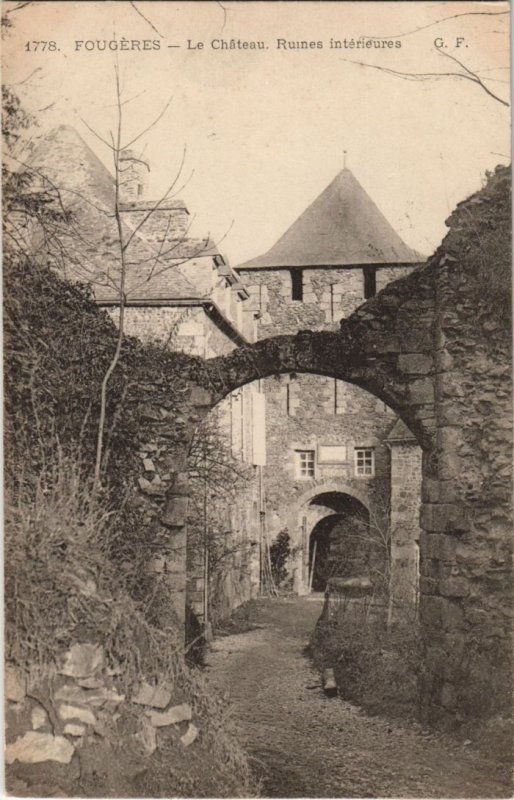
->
xmin=167 ymin=194 xmax=511 ymax=724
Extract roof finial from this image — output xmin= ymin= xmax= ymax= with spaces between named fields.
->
xmin=343 ymin=149 xmax=348 ymax=169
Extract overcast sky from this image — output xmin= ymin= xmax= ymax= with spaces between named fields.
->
xmin=4 ymin=1 xmax=510 ymax=265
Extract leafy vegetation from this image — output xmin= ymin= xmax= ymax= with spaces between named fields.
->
xmin=269 ymin=529 xmax=292 ymax=587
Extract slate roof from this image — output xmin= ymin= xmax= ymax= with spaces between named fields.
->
xmin=385 ymin=418 xmax=417 ymax=443
xmin=25 ymin=125 xmax=223 ymax=302
xmin=238 ymin=168 xmax=424 ymax=269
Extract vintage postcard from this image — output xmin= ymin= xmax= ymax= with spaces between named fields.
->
xmin=3 ymin=1 xmax=511 ymax=798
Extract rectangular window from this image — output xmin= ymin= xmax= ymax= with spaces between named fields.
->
xmin=291 ymin=270 xmax=303 ymax=301
xmin=363 ymin=266 xmax=377 ymax=299
xmin=354 ymin=447 xmax=374 ymax=476
xmin=295 ymin=450 xmax=315 ymax=479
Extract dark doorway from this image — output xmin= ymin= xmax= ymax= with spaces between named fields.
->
xmin=308 ymin=515 xmax=342 ymax=591
xmin=307 ymin=492 xmax=377 ymax=592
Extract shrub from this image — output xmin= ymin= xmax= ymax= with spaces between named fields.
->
xmin=269 ymin=529 xmax=291 ymax=587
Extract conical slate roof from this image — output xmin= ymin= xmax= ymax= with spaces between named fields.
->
xmin=27 ymin=124 xmax=116 ymax=209
xmin=24 ymin=125 xmax=220 ymax=300
xmin=239 ymin=168 xmax=424 ymax=269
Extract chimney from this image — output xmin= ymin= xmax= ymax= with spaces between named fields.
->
xmin=119 ymin=149 xmax=150 ymax=202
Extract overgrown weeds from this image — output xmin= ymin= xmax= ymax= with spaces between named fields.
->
xmin=4 ymin=447 xmax=260 ymax=796
xmin=4 ymin=448 xmax=185 ymax=684
xmin=310 ymin=600 xmax=422 ymax=720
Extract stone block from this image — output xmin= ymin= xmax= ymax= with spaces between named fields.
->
xmin=180 ymin=723 xmax=199 ymax=747
xmin=436 ymin=425 xmax=461 ymax=452
xmin=60 ymin=643 xmax=103 ymax=679
xmin=161 ymin=495 xmax=189 ymax=527
xmin=439 ymin=577 xmax=469 ymax=598
xmin=420 ymin=532 xmax=456 ymax=561
xmin=76 ymin=677 xmax=103 ymax=689
xmin=5 ymin=666 xmax=27 ymax=702
xmin=398 ymin=354 xmax=432 ymax=375
xmin=420 ymin=503 xmax=469 ymax=533
xmin=420 ymin=596 xmax=442 ymax=627
xmin=437 ymin=449 xmax=461 ymax=481
xmin=5 ymin=732 xmax=75 ymax=765
xmin=190 ymin=386 xmax=213 ymax=407
xmin=436 ymin=349 xmax=454 ymax=371
xmin=138 ymin=477 xmax=166 ymax=496
xmin=58 ymin=704 xmax=96 ymax=725
xmin=362 ymin=335 xmax=401 ymax=353
xmin=139 ymin=404 xmax=162 ymax=422
xmin=408 ymin=378 xmax=435 ymax=405
xmin=421 ymin=478 xmax=439 ymax=503
xmin=147 ymin=703 xmax=192 ymax=728
xmin=132 ymin=681 xmax=172 ymax=710
xmin=63 ymin=723 xmax=86 ymax=737
xmin=420 ymin=576 xmax=437 ymax=595
xmin=465 ymin=607 xmax=489 ymax=626
xmin=171 ymin=472 xmax=190 ymax=494
xmin=399 ymin=331 xmax=432 ymax=353
xmin=31 ymin=707 xmax=49 ymax=731
xmin=55 ymin=684 xmax=124 ymax=707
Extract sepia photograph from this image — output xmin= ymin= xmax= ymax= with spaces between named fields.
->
xmin=2 ymin=1 xmax=512 ymax=797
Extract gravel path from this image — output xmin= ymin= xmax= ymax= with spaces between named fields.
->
xmin=205 ymin=597 xmax=511 ymax=798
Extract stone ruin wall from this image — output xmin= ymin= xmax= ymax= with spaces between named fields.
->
xmin=389 ymin=441 xmax=423 ymax=609
xmin=419 ymin=242 xmax=512 ymax=721
xmin=106 ymin=301 xmax=261 ymax=627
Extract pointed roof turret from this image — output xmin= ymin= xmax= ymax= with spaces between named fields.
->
xmin=238 ymin=168 xmax=424 ymax=269
xmin=386 ymin=418 xmax=417 ymax=443
xmin=27 ymin=124 xmax=116 ymax=208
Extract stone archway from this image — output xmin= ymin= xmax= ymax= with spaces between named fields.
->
xmin=276 ymin=482 xmax=376 ymax=595
xmin=170 ymin=178 xmax=512 ymax=724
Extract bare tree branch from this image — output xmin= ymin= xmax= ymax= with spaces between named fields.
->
xmin=5 ymin=1 xmax=32 ymax=13
xmin=129 ymin=1 xmax=165 ymax=38
xmin=361 ymin=10 xmax=508 ymax=42
xmin=121 ymin=95 xmax=173 ymax=150
xmin=78 ymin=115 xmax=115 ymax=152
xmin=12 ymin=67 xmax=42 ymax=86
xmin=93 ymin=63 xmax=126 ymax=491
xmin=340 ymin=49 xmax=510 ymax=107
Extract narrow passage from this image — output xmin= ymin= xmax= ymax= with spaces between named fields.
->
xmin=205 ymin=597 xmax=510 ymax=798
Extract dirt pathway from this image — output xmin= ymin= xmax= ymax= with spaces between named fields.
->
xmin=205 ymin=597 xmax=510 ymax=798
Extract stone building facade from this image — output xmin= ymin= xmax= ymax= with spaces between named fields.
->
xmin=236 ymin=167 xmax=424 ymax=601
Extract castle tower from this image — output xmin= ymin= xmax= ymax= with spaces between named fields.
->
xmin=119 ymin=148 xmax=150 ymax=202
xmin=236 ymin=166 xmax=424 ymax=597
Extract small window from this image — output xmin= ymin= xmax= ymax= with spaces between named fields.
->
xmin=334 ymin=379 xmax=346 ymax=415
xmin=291 ymin=270 xmax=303 ymax=301
xmin=295 ymin=450 xmax=315 ymax=479
xmin=354 ymin=447 xmax=374 ymax=477
xmin=363 ymin=266 xmax=377 ymax=299
xmin=137 ymin=183 xmax=143 ymax=196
